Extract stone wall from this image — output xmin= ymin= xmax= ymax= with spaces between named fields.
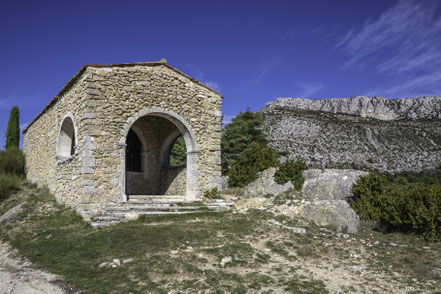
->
xmin=23 ymin=62 xmax=222 ymax=215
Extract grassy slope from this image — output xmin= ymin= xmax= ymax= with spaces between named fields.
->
xmin=1 ymin=185 xmax=441 ymax=293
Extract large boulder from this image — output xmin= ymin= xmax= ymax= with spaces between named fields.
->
xmin=294 ymin=200 xmax=360 ymax=233
xmin=244 ymin=167 xmax=293 ymax=198
xmin=234 ymin=197 xmax=271 ymax=211
xmin=302 ymin=169 xmax=368 ymax=201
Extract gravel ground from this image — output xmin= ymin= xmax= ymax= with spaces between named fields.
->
xmin=0 ymin=241 xmax=66 ymax=294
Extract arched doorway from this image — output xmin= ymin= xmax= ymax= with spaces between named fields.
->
xmin=121 ymin=108 xmax=199 ymax=201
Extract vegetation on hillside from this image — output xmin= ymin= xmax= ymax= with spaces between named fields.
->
xmin=227 ymin=142 xmax=279 ymax=187
xmin=222 ymin=109 xmax=307 ymax=188
xmin=1 ymin=106 xmax=24 ymax=201
xmin=350 ymin=171 xmax=441 ymax=241
xmin=275 ymin=159 xmax=308 ymax=190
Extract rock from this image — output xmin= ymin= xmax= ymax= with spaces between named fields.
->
xmin=0 ymin=202 xmax=27 ymax=223
xmin=244 ymin=168 xmax=293 ymax=198
xmin=261 ymin=96 xmax=441 ymax=173
xmin=294 ymin=200 xmax=360 ymax=233
xmin=220 ymin=256 xmax=232 ymax=267
xmin=222 ymin=176 xmax=229 ymax=190
xmin=234 ymin=197 xmax=271 ymax=210
xmin=268 ymin=219 xmax=306 ymax=234
xmin=123 ymin=258 xmax=134 ymax=264
xmin=302 ymin=169 xmax=368 ymax=201
xmin=264 ymin=96 xmax=441 ymax=121
xmin=112 ymin=258 xmax=120 ymax=266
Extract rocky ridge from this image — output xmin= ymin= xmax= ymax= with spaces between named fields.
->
xmin=261 ymin=96 xmax=441 ymax=172
xmin=265 ymin=96 xmax=441 ymax=120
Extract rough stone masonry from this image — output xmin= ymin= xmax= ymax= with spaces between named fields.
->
xmin=22 ymin=59 xmax=223 ymax=217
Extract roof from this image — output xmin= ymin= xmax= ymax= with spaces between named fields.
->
xmin=22 ymin=59 xmax=223 ymax=134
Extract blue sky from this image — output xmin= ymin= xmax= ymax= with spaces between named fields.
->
xmin=1 ymin=0 xmax=441 ymax=148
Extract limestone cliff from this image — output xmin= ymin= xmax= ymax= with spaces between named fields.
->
xmin=260 ymin=96 xmax=441 ymax=172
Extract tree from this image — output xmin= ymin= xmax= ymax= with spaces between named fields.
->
xmin=221 ymin=108 xmax=268 ymax=174
xmin=170 ymin=136 xmax=187 ymax=167
xmin=5 ymin=106 xmax=20 ymax=150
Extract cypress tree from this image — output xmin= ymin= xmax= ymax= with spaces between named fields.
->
xmin=5 ymin=106 xmax=20 ymax=149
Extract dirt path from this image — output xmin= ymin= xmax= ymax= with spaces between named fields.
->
xmin=0 ymin=241 xmax=66 ymax=294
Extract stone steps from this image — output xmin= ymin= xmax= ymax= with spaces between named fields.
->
xmin=90 ymin=198 xmax=234 ymax=228
xmin=128 ymin=195 xmax=185 ymax=202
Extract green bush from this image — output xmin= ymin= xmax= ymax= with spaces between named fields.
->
xmin=274 ymin=159 xmax=308 ymax=190
xmin=228 ymin=143 xmax=278 ymax=187
xmin=350 ymin=173 xmax=441 ymax=241
xmin=0 ymin=147 xmax=24 ymax=175
xmin=0 ymin=173 xmax=21 ymax=200
xmin=203 ymin=187 xmax=221 ymax=199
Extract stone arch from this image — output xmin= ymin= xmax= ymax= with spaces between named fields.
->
xmin=120 ymin=107 xmax=199 ymax=201
xmin=56 ymin=112 xmax=78 ymax=161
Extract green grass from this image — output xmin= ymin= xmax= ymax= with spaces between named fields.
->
xmin=2 ymin=185 xmax=440 ymax=293
xmin=0 ymin=173 xmax=21 ymax=200
xmin=0 ymin=188 xmax=330 ymax=293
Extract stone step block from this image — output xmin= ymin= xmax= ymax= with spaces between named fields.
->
xmin=106 ymin=206 xmax=131 ymax=211
xmin=126 ymin=205 xmax=205 ymax=211
xmin=128 ymin=195 xmax=185 ymax=201
xmin=92 ymin=216 xmax=121 ymax=222
xmin=91 ymin=221 xmax=120 ymax=228
xmin=204 ymin=202 xmax=235 ymax=206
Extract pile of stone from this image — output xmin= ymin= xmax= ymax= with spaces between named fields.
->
xmin=235 ymin=168 xmax=367 ymax=234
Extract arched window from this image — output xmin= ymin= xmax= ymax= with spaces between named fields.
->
xmin=57 ymin=116 xmax=76 ymax=159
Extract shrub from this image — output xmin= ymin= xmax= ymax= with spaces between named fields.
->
xmin=350 ymin=173 xmax=441 ymax=241
xmin=0 ymin=173 xmax=20 ymax=200
xmin=228 ymin=143 xmax=278 ymax=187
xmin=274 ymin=159 xmax=308 ymax=190
xmin=0 ymin=147 xmax=24 ymax=175
xmin=203 ymin=187 xmax=221 ymax=199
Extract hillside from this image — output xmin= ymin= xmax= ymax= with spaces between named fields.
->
xmin=1 ymin=183 xmax=440 ymax=293
xmin=261 ymin=96 xmax=441 ymax=172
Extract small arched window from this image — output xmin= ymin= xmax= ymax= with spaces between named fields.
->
xmin=57 ymin=116 xmax=76 ymax=159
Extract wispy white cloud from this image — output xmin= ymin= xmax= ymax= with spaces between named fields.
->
xmin=0 ymin=93 xmax=44 ymax=109
xmin=365 ymin=70 xmax=441 ymax=98
xmin=204 ymin=81 xmax=221 ymax=92
xmin=282 ymin=25 xmax=340 ymax=42
xmin=295 ymin=82 xmax=323 ymax=98
xmin=336 ymin=0 xmax=441 ymax=97
xmin=254 ymin=57 xmax=283 ymax=83
xmin=0 ymin=99 xmax=9 ymax=108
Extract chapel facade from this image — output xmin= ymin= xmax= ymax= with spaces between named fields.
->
xmin=23 ymin=59 xmax=222 ymax=215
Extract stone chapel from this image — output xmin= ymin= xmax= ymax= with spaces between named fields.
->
xmin=22 ymin=59 xmax=223 ymax=217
